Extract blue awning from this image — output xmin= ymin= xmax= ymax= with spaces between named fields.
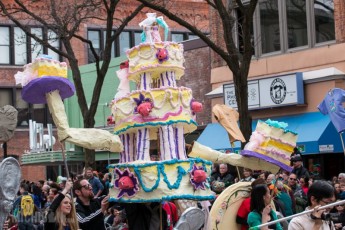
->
xmin=197 ymin=112 xmax=343 ymax=155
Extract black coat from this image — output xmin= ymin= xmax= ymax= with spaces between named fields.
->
xmin=75 ymin=197 xmax=106 ymax=230
xmin=44 ymin=192 xmax=65 ymax=230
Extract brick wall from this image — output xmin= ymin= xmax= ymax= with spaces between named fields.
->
xmin=180 ymin=44 xmax=212 ymax=125
xmin=5 ymin=129 xmax=61 ymax=182
xmin=335 ymin=0 xmax=345 ymax=43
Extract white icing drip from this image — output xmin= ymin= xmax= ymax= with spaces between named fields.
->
xmin=114 ymin=102 xmax=135 ymax=116
xmin=180 ymin=89 xmax=192 ymax=108
xmin=137 ymin=45 xmax=155 ymax=60
xmin=167 ymin=90 xmax=179 ymax=109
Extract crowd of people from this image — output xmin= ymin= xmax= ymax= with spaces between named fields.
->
xmin=4 ymin=151 xmax=345 ymax=230
xmin=209 ymin=151 xmax=345 ymax=230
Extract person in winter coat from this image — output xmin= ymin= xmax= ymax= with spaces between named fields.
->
xmin=45 ymin=181 xmax=79 ymax=230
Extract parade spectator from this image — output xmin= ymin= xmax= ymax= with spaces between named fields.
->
xmin=288 ymin=173 xmax=307 ymax=213
xmin=299 ymin=175 xmax=309 ymax=195
xmin=282 ymin=170 xmax=290 ymax=185
xmin=330 ymin=200 xmax=345 ymax=230
xmin=334 ymin=182 xmax=341 ymax=199
xmin=210 ymin=163 xmax=234 ymax=194
xmin=276 ymin=181 xmax=294 ymax=218
xmin=247 ymin=184 xmax=283 ymax=230
xmin=85 ymin=167 xmax=104 ymax=198
xmin=291 ymin=152 xmax=309 ymax=179
xmin=266 ymin=174 xmax=275 ymax=185
xmin=12 ymin=183 xmax=36 ymax=230
xmin=236 ymin=178 xmax=266 ymax=230
xmin=41 ymin=184 xmax=50 ymax=207
xmin=240 ymin=168 xmax=255 ymax=182
xmin=338 ymin=173 xmax=345 ymax=184
xmin=44 ymin=187 xmax=59 ymax=209
xmin=44 ymin=181 xmax=79 ymax=230
xmin=288 ymin=180 xmax=336 ymax=230
xmin=339 ymin=183 xmax=345 ymax=200
xmin=73 ymin=178 xmax=109 ymax=230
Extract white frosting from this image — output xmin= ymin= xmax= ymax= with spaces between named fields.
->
xmin=114 ymin=68 xmax=130 ymax=100
xmin=136 ymin=128 xmax=150 ymax=161
xmin=175 ymin=125 xmax=187 ymax=159
xmin=139 ymin=72 xmax=152 ymax=90
xmin=159 ymin=125 xmax=177 ymax=160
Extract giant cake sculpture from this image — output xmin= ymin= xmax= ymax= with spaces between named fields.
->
xmin=108 ymin=13 xmax=215 ymax=202
xmin=241 ymin=119 xmax=298 ymax=171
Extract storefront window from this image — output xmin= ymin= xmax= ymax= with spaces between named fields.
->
xmin=314 ymin=0 xmax=335 ymax=43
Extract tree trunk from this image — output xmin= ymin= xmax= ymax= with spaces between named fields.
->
xmin=85 ymin=148 xmax=96 ymax=168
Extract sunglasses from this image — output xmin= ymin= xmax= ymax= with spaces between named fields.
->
xmin=289 ymin=178 xmax=297 ymax=181
xmin=81 ymin=184 xmax=92 ymax=189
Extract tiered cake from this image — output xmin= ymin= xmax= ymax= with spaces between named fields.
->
xmin=241 ymin=119 xmax=298 ymax=171
xmin=108 ymin=14 xmax=214 ymax=202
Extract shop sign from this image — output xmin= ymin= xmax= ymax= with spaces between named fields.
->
xmin=319 ymin=144 xmax=334 ymax=152
xmin=297 ymin=145 xmax=305 ymax=153
xmin=223 ymin=73 xmax=304 ymax=110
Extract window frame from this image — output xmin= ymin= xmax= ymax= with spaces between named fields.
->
xmin=0 ymin=86 xmax=52 ymax=127
xmin=0 ymin=24 xmax=62 ymax=66
xmin=244 ymin=0 xmax=336 ymax=59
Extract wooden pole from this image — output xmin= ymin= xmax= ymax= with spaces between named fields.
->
xmin=160 ymin=203 xmax=163 ymax=230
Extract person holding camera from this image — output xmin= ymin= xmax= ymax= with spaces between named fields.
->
xmin=288 ymin=180 xmax=336 ymax=230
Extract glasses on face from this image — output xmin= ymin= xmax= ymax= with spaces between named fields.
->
xmin=336 ymin=205 xmax=344 ymax=208
xmin=81 ymin=184 xmax=92 ymax=190
xmin=320 ymin=199 xmax=333 ymax=205
xmin=289 ymin=178 xmax=297 ymax=181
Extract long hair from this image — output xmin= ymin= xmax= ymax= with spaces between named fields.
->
xmin=55 ymin=194 xmax=79 ymax=230
xmin=250 ymin=184 xmax=268 ymax=213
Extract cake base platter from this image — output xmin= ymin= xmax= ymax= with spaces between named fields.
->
xmin=108 ymin=158 xmax=215 ymax=203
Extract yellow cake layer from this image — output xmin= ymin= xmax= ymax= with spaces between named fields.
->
xmin=26 ymin=58 xmax=68 ymax=78
xmin=256 ymin=120 xmax=298 ymax=145
xmin=112 ymin=87 xmax=197 ymax=135
xmin=126 ymin=42 xmax=185 ymax=83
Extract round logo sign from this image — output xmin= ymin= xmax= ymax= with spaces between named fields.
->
xmin=270 ymin=78 xmax=286 ymax=104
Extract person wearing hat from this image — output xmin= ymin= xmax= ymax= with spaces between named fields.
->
xmin=291 ymin=148 xmax=310 ymax=180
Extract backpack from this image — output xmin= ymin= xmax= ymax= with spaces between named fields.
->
xmin=21 ymin=194 xmax=34 ymax=217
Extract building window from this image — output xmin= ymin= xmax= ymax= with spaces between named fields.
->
xmin=0 ymin=27 xmax=10 ymax=64
xmin=314 ymin=0 xmax=335 ymax=43
xmin=87 ymin=29 xmax=140 ymax=63
xmin=0 ymin=25 xmax=61 ymax=65
xmin=87 ymin=29 xmax=198 ymax=63
xmin=247 ymin=0 xmax=335 ymax=57
xmin=0 ymin=87 xmax=53 ymax=127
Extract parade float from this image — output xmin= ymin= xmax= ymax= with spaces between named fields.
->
xmin=107 ymin=13 xmax=215 ymax=204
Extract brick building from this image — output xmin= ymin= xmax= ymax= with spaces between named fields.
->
xmin=0 ymin=0 xmax=211 ymax=181
xmin=199 ymin=0 xmax=345 ymax=179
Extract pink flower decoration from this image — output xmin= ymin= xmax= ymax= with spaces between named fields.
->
xmin=191 ymin=101 xmax=203 ymax=113
xmin=137 ymin=102 xmax=152 ymax=117
xmin=118 ymin=176 xmax=134 ymax=190
xmin=107 ymin=115 xmax=115 ymax=125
